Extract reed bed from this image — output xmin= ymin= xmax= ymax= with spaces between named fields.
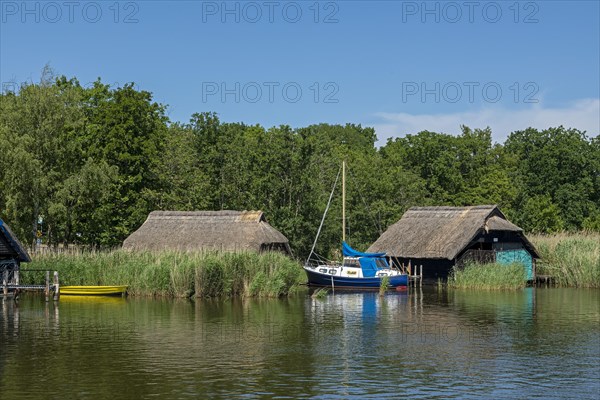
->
xmin=21 ymin=250 xmax=306 ymax=298
xmin=449 ymin=232 xmax=600 ymax=289
xmin=530 ymin=232 xmax=600 ymax=288
xmin=379 ymin=275 xmax=390 ymax=296
xmin=449 ymin=262 xmax=527 ymax=290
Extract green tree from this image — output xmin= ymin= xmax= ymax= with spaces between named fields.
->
xmin=0 ymin=72 xmax=171 ymax=247
xmin=518 ymin=195 xmax=564 ymax=233
xmin=48 ymin=158 xmax=118 ymax=244
xmin=80 ymin=81 xmax=169 ymax=244
xmin=148 ymin=123 xmax=210 ymax=211
xmin=505 ymin=126 xmax=597 ymax=231
xmin=0 ymin=69 xmax=86 ymax=246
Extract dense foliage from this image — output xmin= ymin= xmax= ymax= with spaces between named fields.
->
xmin=1 ymin=73 xmax=599 ymax=258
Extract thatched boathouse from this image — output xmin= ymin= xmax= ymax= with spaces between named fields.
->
xmin=123 ymin=211 xmax=291 ymax=254
xmin=368 ymin=206 xmax=539 ymax=281
xmin=0 ymin=218 xmax=31 ymax=289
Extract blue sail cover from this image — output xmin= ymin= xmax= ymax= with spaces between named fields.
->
xmin=359 ymin=258 xmax=378 ymax=277
xmin=342 ymin=242 xmax=388 ymax=278
xmin=342 ymin=242 xmax=386 ymax=258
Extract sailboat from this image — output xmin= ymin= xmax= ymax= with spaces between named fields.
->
xmin=303 ymin=161 xmax=408 ymax=289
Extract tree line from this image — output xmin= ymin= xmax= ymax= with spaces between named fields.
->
xmin=1 ymin=72 xmax=599 ymax=258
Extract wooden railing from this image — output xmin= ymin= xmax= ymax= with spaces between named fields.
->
xmin=455 ymin=250 xmax=497 ymax=268
xmin=2 ymin=268 xmax=60 ymax=301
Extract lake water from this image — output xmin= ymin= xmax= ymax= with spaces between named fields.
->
xmin=1 ymin=288 xmax=598 ymax=399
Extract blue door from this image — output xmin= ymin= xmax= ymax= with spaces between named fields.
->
xmin=496 ymin=249 xmax=533 ymax=280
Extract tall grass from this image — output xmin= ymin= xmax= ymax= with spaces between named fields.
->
xmin=194 ymin=251 xmax=305 ymax=298
xmin=21 ymin=250 xmax=306 ymax=298
xmin=449 ymin=233 xmax=600 ymax=289
xmin=449 ymin=262 xmax=527 ymax=290
xmin=379 ymin=275 xmax=390 ymax=296
xmin=530 ymin=232 xmax=600 ymax=288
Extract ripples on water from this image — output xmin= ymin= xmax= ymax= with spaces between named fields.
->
xmin=1 ymin=288 xmax=598 ymax=399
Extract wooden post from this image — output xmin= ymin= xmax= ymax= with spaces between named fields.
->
xmin=2 ymin=270 xmax=7 ymax=297
xmin=14 ymin=268 xmax=20 ymax=301
xmin=53 ymin=271 xmax=60 ymax=301
xmin=420 ymin=264 xmax=423 ymax=287
xmin=45 ymin=270 xmax=50 ymax=302
xmin=331 ymin=275 xmax=335 ymax=294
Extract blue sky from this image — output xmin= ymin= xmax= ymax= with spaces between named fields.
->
xmin=1 ymin=0 xmax=599 ymax=144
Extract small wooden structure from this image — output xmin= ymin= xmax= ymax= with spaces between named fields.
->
xmin=1 ymin=218 xmax=59 ymax=300
xmin=1 ymin=218 xmax=30 ymax=296
xmin=123 ymin=211 xmax=291 ymax=254
xmin=368 ymin=206 xmax=540 ymax=281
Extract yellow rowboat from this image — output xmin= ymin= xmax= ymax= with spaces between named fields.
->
xmin=59 ymin=285 xmax=128 ymax=296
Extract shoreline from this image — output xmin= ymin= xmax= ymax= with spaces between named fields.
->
xmin=19 ymin=232 xmax=599 ymax=296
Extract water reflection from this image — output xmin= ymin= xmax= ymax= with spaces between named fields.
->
xmin=1 ymin=288 xmax=598 ymax=399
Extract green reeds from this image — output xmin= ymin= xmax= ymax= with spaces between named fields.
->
xmin=379 ymin=275 xmax=390 ymax=296
xmin=194 ymin=251 xmax=305 ymax=298
xmin=22 ymin=250 xmax=306 ymax=298
xmin=530 ymin=232 xmax=600 ymax=288
xmin=449 ymin=262 xmax=527 ymax=290
xmin=449 ymin=233 xmax=600 ymax=289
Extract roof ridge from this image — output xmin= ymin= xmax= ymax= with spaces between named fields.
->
xmin=408 ymin=205 xmax=497 ymax=211
xmin=148 ymin=210 xmax=264 ymax=223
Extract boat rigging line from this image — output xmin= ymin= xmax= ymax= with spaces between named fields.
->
xmin=305 ymin=165 xmax=342 ymax=266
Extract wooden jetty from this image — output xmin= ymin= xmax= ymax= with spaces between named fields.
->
xmin=533 ymin=275 xmax=555 ymax=287
xmin=408 ymin=264 xmax=423 ymax=287
xmin=2 ymin=269 xmax=60 ymax=301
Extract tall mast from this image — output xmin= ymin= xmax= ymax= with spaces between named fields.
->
xmin=342 ymin=160 xmax=346 ymax=243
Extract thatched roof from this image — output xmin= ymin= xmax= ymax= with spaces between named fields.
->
xmin=122 ymin=211 xmax=290 ymax=254
xmin=368 ymin=205 xmax=539 ymax=260
xmin=0 ymin=219 xmax=31 ymax=262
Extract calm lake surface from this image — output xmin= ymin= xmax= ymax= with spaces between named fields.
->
xmin=1 ymin=288 xmax=599 ymax=399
